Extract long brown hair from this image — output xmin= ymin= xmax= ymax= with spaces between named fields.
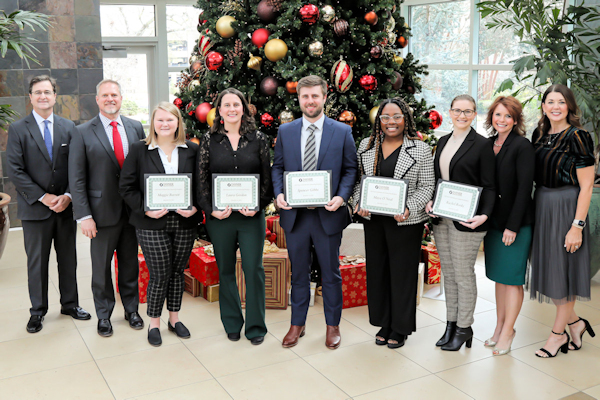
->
xmin=536 ymin=84 xmax=582 ymax=142
xmin=484 ymin=96 xmax=526 ymax=137
xmin=210 ymin=88 xmax=256 ymax=136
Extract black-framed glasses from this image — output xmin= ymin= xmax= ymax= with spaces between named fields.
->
xmin=379 ymin=114 xmax=404 ymax=123
xmin=450 ymin=108 xmax=475 ymax=117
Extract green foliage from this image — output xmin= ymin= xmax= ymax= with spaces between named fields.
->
xmin=0 ymin=10 xmax=51 ymax=67
xmin=176 ymin=0 xmax=436 ymax=146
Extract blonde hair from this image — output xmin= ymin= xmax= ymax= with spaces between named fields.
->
xmin=146 ymin=102 xmax=186 ymax=146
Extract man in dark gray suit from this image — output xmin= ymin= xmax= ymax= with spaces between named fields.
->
xmin=69 ymin=79 xmax=145 ymax=337
xmin=7 ymin=75 xmax=91 ymax=333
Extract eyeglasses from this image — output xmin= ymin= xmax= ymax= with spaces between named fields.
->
xmin=450 ymin=108 xmax=475 ymax=117
xmin=379 ymin=114 xmax=404 ymax=123
xmin=31 ymin=90 xmax=54 ymax=96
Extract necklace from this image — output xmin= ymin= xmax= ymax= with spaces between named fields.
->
xmin=493 ymin=139 xmax=504 ymax=147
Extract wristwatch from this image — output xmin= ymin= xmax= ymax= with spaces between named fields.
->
xmin=572 ymin=219 xmax=586 ymax=229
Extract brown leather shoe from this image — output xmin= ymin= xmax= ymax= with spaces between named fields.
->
xmin=326 ymin=325 xmax=341 ymax=349
xmin=282 ymin=325 xmax=305 ymax=348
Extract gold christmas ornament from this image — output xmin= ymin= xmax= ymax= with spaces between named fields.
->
xmin=387 ymin=31 xmax=397 ymax=43
xmin=264 ymin=38 xmax=288 ymax=62
xmin=188 ymin=79 xmax=200 ymax=90
xmin=393 ymin=54 xmax=404 ymax=66
xmin=385 ymin=16 xmax=396 ymax=32
xmin=247 ymin=55 xmax=263 ymax=70
xmin=308 ymin=41 xmax=324 ymax=57
xmin=189 ymin=55 xmax=200 ymax=64
xmin=216 ymin=16 xmax=236 ymax=38
xmin=279 ymin=110 xmax=294 ymax=124
xmin=369 ymin=106 xmax=380 ymax=125
xmin=321 ymin=5 xmax=335 ymax=23
xmin=206 ymin=108 xmax=217 ymax=127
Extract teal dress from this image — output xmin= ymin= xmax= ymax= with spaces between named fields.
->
xmin=484 ymin=222 xmax=531 ymax=285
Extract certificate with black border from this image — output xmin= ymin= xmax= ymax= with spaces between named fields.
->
xmin=284 ymin=170 xmax=332 ymax=208
xmin=359 ymin=176 xmax=409 ymax=216
xmin=212 ymin=174 xmax=259 ymax=211
xmin=144 ymin=173 xmax=192 ymax=211
xmin=431 ymin=179 xmax=482 ymax=222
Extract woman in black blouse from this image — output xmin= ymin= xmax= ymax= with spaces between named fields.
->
xmin=197 ymin=88 xmax=273 ymax=345
xmin=530 ymin=84 xmax=596 ymax=358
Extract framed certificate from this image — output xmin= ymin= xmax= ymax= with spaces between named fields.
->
xmin=431 ymin=179 xmax=482 ymax=222
xmin=359 ymin=176 xmax=409 ymax=216
xmin=284 ymin=170 xmax=332 ymax=207
xmin=144 ymin=173 xmax=192 ymax=211
xmin=212 ymin=174 xmax=259 ymax=211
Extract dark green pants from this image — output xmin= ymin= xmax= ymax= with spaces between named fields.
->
xmin=205 ymin=211 xmax=267 ymax=339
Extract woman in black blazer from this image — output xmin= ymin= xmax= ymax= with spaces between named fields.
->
xmin=482 ymin=96 xmax=534 ymax=356
xmin=425 ymin=94 xmax=496 ymax=351
xmin=119 ymin=102 xmax=200 ymax=346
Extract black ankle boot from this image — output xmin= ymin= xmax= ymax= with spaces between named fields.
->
xmin=441 ymin=326 xmax=473 ymax=351
xmin=436 ymin=321 xmax=457 ymax=347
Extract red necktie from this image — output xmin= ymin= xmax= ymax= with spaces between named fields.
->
xmin=110 ymin=121 xmax=125 ymax=168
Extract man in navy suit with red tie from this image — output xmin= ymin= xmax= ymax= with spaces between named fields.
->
xmin=272 ymin=75 xmax=357 ymax=349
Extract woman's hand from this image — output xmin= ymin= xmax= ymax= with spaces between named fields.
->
xmin=425 ymin=201 xmax=438 ymax=217
xmin=394 ymin=208 xmax=410 ymax=223
xmin=354 ymin=203 xmax=370 ymax=218
xmin=145 ymin=209 xmax=168 ymax=219
xmin=565 ymin=226 xmax=583 ymax=253
xmin=502 ymin=229 xmax=517 ymax=246
xmin=211 ymin=206 xmax=232 ymax=220
xmin=239 ymin=206 xmax=257 ymax=217
xmin=176 ymin=206 xmax=197 ymax=218
xmin=459 ymin=214 xmax=488 ymax=229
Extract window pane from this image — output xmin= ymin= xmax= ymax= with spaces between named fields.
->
xmin=410 ymin=1 xmax=470 ymax=65
xmin=167 ymin=5 xmax=201 ymax=68
xmin=417 ymin=70 xmax=469 ymax=132
xmin=478 ymin=15 xmax=534 ymax=64
xmin=100 ymin=5 xmax=155 ymax=37
xmin=168 ymin=72 xmax=183 ymax=103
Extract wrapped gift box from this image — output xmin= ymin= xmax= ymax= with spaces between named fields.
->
xmin=272 ymin=217 xmax=286 ymax=249
xmin=184 ymin=269 xmax=201 ymax=297
xmin=114 ymin=253 xmax=149 ymax=304
xmin=200 ymin=283 xmax=219 ymax=302
xmin=236 ymin=249 xmax=290 ymax=310
xmin=189 ymin=247 xmax=219 ymax=286
xmin=266 ymin=215 xmax=278 ymax=232
xmin=339 ymin=257 xmax=367 ymax=309
xmin=421 ymin=243 xmax=441 ymax=284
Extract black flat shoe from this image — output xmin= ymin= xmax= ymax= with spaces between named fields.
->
xmin=148 ymin=327 xmax=162 ymax=346
xmin=227 ymin=332 xmax=241 ymax=341
xmin=97 ymin=319 xmax=113 ymax=337
xmin=168 ymin=321 xmax=191 ymax=339
xmin=536 ymin=330 xmax=570 ymax=358
xmin=375 ymin=327 xmax=391 ymax=346
xmin=125 ymin=311 xmax=144 ymax=330
xmin=441 ymin=326 xmax=473 ymax=351
xmin=61 ymin=306 xmax=92 ymax=320
xmin=436 ymin=321 xmax=457 ymax=347
xmin=250 ymin=336 xmax=265 ymax=345
xmin=387 ymin=332 xmax=406 ymax=349
xmin=568 ymin=317 xmax=596 ymax=350
xmin=26 ymin=315 xmax=43 ymax=333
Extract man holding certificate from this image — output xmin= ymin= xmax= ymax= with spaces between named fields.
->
xmin=272 ymin=75 xmax=357 ymax=349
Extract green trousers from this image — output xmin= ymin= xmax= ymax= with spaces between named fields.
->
xmin=205 ymin=211 xmax=266 ymax=339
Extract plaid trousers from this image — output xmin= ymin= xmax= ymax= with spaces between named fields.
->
xmin=136 ymin=215 xmax=196 ymax=318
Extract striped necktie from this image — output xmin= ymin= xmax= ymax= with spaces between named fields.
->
xmin=303 ymin=124 xmax=317 ymax=171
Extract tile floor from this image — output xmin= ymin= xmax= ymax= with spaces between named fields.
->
xmin=0 ymin=228 xmax=599 ymax=400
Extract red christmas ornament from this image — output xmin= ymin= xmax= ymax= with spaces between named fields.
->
xmin=198 ymin=33 xmax=213 ymax=57
xmin=260 ymin=113 xmax=274 ymax=127
xmin=198 ymin=11 xmax=207 ymax=26
xmin=426 ymin=110 xmax=443 ymax=130
xmin=397 ymin=36 xmax=408 ymax=48
xmin=359 ymin=74 xmax=378 ymax=91
xmin=299 ymin=4 xmax=320 ymax=25
xmin=251 ymin=28 xmax=270 ymax=48
xmin=205 ymin=51 xmax=224 ymax=70
xmin=195 ymin=102 xmax=212 ymax=123
xmin=173 ymin=98 xmax=183 ymax=109
xmin=330 ymin=59 xmax=353 ymax=92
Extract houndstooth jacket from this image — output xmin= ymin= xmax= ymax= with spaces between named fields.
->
xmin=351 ymin=136 xmax=435 ymax=226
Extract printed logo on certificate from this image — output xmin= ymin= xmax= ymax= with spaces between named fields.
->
xmin=212 ymin=174 xmax=259 ymax=211
xmin=144 ymin=173 xmax=192 ymax=211
xmin=284 ymin=170 xmax=332 ymax=207
xmin=359 ymin=176 xmax=408 ymax=216
xmin=431 ymin=179 xmax=482 ymax=222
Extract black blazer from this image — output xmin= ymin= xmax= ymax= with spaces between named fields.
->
xmin=489 ymin=132 xmax=535 ymax=232
xmin=433 ymin=128 xmax=496 ymax=232
xmin=6 ymin=113 xmax=75 ymax=221
xmin=119 ymin=140 xmax=201 ymax=230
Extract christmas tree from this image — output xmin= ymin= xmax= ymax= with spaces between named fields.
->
xmin=174 ymin=0 xmax=442 ymax=145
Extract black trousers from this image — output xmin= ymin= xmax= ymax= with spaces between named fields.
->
xmin=22 ymin=211 xmax=78 ymax=316
xmin=363 ymin=216 xmax=423 ymax=335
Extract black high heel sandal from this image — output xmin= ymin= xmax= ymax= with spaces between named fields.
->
xmin=375 ymin=327 xmax=391 ymax=346
xmin=536 ymin=330 xmax=570 ymax=358
xmin=568 ymin=317 xmax=596 ymax=350
xmin=387 ymin=331 xmax=406 ymax=349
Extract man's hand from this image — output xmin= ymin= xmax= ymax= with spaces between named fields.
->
xmin=211 ymin=206 xmax=232 ymax=220
xmin=41 ymin=193 xmax=58 ymax=208
xmin=49 ymin=195 xmax=71 ymax=213
xmin=81 ymin=218 xmax=98 ymax=239
xmin=325 ymin=196 xmax=344 ymax=212
xmin=145 ymin=209 xmax=169 ymax=219
xmin=176 ymin=206 xmax=197 ymax=218
xmin=276 ymin=193 xmax=292 ymax=210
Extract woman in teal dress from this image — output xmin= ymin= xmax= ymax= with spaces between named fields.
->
xmin=483 ymin=96 xmax=534 ymax=356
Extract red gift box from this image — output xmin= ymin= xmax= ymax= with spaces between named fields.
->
xmin=114 ymin=253 xmax=149 ymax=303
xmin=421 ymin=243 xmax=441 ymax=284
xmin=266 ymin=215 xmax=278 ymax=232
xmin=339 ymin=257 xmax=367 ymax=309
xmin=189 ymin=247 xmax=219 ymax=286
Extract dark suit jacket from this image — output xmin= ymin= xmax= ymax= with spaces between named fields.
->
xmin=433 ymin=128 xmax=496 ymax=232
xmin=272 ymin=116 xmax=358 ymax=235
xmin=489 ymin=132 xmax=535 ymax=232
xmin=69 ymin=115 xmax=145 ymax=227
xmin=119 ymin=140 xmax=200 ymax=230
xmin=6 ymin=113 xmax=75 ymax=221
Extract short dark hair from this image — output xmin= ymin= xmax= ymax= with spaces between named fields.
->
xmin=297 ymin=75 xmax=327 ymax=96
xmin=210 ymin=88 xmax=257 ymax=136
xmin=29 ymin=75 xmax=56 ymax=94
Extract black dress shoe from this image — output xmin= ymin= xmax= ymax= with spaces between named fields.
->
xmin=148 ymin=327 xmax=162 ymax=346
xmin=124 ymin=311 xmax=144 ymax=330
xmin=26 ymin=315 xmax=44 ymax=333
xmin=97 ymin=319 xmax=113 ymax=337
xmin=441 ymin=326 xmax=473 ymax=351
xmin=168 ymin=321 xmax=191 ymax=339
xmin=250 ymin=336 xmax=264 ymax=345
xmin=436 ymin=321 xmax=457 ymax=347
xmin=60 ymin=306 xmax=92 ymax=320
xmin=227 ymin=332 xmax=241 ymax=341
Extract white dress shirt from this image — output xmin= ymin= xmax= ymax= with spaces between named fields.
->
xmin=99 ymin=113 xmax=130 ymax=157
xmin=148 ymin=143 xmax=188 ymax=174
xmin=300 ymin=114 xmax=325 ymax=168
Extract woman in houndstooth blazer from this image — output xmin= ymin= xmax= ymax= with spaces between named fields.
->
xmin=352 ymin=98 xmax=435 ymax=349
